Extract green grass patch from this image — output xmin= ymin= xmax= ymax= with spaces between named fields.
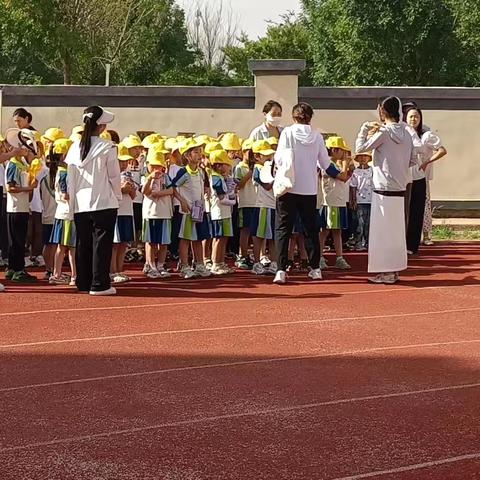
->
xmin=432 ymin=225 xmax=480 ymax=241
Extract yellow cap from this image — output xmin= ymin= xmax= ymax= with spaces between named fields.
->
xmin=267 ymin=136 xmax=279 ymax=146
xmin=176 ymin=135 xmax=187 ymax=143
xmin=71 ymin=125 xmax=84 ymax=136
xmin=122 ymin=135 xmax=143 ymax=150
xmin=118 ymin=143 xmax=134 ymax=161
xmin=179 ymin=137 xmax=203 ymax=155
xmin=204 ymin=141 xmax=223 ymax=157
xmin=252 ymin=139 xmax=276 ymax=156
xmin=147 ymin=144 xmax=168 ymax=167
xmin=242 ymin=139 xmax=253 ymax=151
xmin=325 ymin=136 xmax=351 ymax=151
xmin=165 ymin=137 xmax=179 ymax=152
xmin=220 ymin=132 xmax=242 ymax=151
xmin=354 ymin=151 xmax=372 ymax=158
xmin=52 ymin=138 xmax=73 ymax=155
xmin=151 ymin=138 xmax=169 ymax=154
xmin=100 ymin=130 xmax=112 ymax=141
xmin=43 ymin=128 xmax=65 ymax=143
xmin=142 ymin=133 xmax=163 ymax=149
xmin=194 ymin=134 xmax=212 ymax=146
xmin=209 ymin=149 xmax=233 ymax=167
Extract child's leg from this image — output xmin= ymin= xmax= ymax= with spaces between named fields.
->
xmin=53 ymin=245 xmax=67 ymax=278
xmin=203 ymin=238 xmax=212 ymax=263
xmin=117 ymin=243 xmax=128 ymax=273
xmin=253 ymin=236 xmax=264 ymax=263
xmin=179 ymin=239 xmax=189 ymax=266
xmin=212 ymin=238 xmax=222 ymax=265
xmin=158 ymin=244 xmax=168 ymax=265
xmin=267 ymin=239 xmax=277 ymax=263
xmin=220 ymin=237 xmax=228 ymax=264
xmin=192 ymin=241 xmax=204 ymax=264
xmin=68 ymin=248 xmax=77 ymax=279
xmin=332 ymin=229 xmax=344 ymax=258
xmin=146 ymin=243 xmax=157 ymax=270
xmin=239 ymin=227 xmax=250 ymax=258
xmin=44 ymin=244 xmax=56 ymax=273
xmin=319 ymin=229 xmax=329 ymax=256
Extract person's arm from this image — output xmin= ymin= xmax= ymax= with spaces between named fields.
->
xmin=0 ymin=148 xmax=28 ymax=164
xmin=252 ymin=166 xmax=273 ymax=191
xmin=421 ymin=146 xmax=447 ymax=171
xmin=171 ymin=168 xmax=191 ymax=213
xmin=106 ymin=147 xmax=122 ymax=201
xmin=5 ymin=163 xmax=35 ymax=193
xmin=317 ymin=135 xmax=331 ymax=171
xmin=349 ymin=173 xmax=358 ymax=210
xmin=234 ymin=165 xmax=252 ymax=190
xmin=355 ymin=122 xmax=385 ymax=153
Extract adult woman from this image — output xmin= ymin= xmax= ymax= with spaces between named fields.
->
xmin=273 ymin=102 xmax=347 ymax=284
xmin=404 ymin=107 xmax=446 ymax=252
xmin=13 ymin=108 xmax=36 ymax=131
xmin=249 ymin=100 xmax=283 ymax=141
xmin=356 ymin=96 xmax=418 ymax=285
xmin=66 ymin=106 xmax=121 ymax=296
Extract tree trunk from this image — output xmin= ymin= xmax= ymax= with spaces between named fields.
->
xmin=63 ymin=51 xmax=72 ymax=85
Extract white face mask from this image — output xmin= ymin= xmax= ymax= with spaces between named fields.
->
xmin=266 ymin=113 xmax=281 ymax=127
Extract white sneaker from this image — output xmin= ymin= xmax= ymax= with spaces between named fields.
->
xmin=113 ymin=273 xmax=129 ymax=283
xmin=273 ymin=270 xmax=287 ymax=284
xmin=194 ymin=264 xmax=212 ymax=277
xmin=89 ymin=287 xmax=117 ymax=296
xmin=320 ymin=257 xmax=328 ymax=270
xmin=0 ymin=283 xmax=5 ymax=292
xmin=308 ymin=268 xmax=323 ymax=281
xmin=24 ymin=257 xmax=33 ymax=268
xmin=147 ymin=269 xmax=162 ymax=279
xmin=368 ymin=274 xmax=386 ymax=284
xmin=158 ymin=269 xmax=171 ymax=278
xmin=36 ymin=256 xmax=45 ymax=267
xmin=335 ymin=257 xmax=351 ymax=270
xmin=266 ymin=261 xmax=278 ymax=275
xmin=142 ymin=263 xmax=151 ymax=274
xmin=252 ymin=262 xmax=266 ymax=275
xmin=260 ymin=255 xmax=271 ymax=267
xmin=180 ymin=265 xmax=196 ymax=279
xmin=211 ymin=264 xmax=231 ymax=275
xmin=382 ymin=272 xmax=399 ymax=285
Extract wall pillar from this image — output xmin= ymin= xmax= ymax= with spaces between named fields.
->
xmin=249 ymin=59 xmax=305 ymax=118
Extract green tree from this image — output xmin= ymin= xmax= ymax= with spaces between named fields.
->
xmin=302 ymin=0 xmax=469 ymax=86
xmin=224 ymin=12 xmax=314 ymax=86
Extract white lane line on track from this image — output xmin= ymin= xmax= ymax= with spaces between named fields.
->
xmin=2 ymin=305 xmax=480 ymax=350
xmin=331 ymin=452 xmax=480 ymax=479
xmin=1 ymin=381 xmax=480 ymax=454
xmin=1 ymin=338 xmax=480 ymax=393
xmin=1 ymin=283 xmax=479 ymax=318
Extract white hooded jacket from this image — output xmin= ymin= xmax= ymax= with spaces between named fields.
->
xmin=275 ymin=124 xmax=331 ymax=196
xmin=66 ymin=137 xmax=122 ymax=213
xmin=356 ymin=122 xmax=419 ymax=192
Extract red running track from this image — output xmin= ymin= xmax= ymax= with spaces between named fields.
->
xmin=0 ymin=243 xmax=479 ymax=479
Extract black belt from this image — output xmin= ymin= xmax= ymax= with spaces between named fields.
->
xmin=373 ymin=190 xmax=406 ymax=198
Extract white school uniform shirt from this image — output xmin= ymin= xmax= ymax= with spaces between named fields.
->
xmin=356 ymin=122 xmax=418 ymax=192
xmin=322 ymin=163 xmax=349 ymax=208
xmin=350 ymin=167 xmax=373 ymax=204
xmin=234 ymin=161 xmax=257 ymax=209
xmin=30 ymin=166 xmax=48 ymax=214
xmin=168 ymin=164 xmax=181 ymax=208
xmin=419 ymin=131 xmax=442 ymax=181
xmin=249 ymin=123 xmax=283 ymax=141
xmin=5 ymin=159 xmax=30 ymax=213
xmin=118 ymin=172 xmax=134 ymax=217
xmin=142 ymin=174 xmax=173 ymax=220
xmin=171 ymin=166 xmax=206 ymax=214
xmin=253 ymin=164 xmax=276 ymax=209
xmin=66 ymin=137 xmax=122 ymax=213
xmin=210 ymin=173 xmax=232 ymax=221
xmin=40 ymin=173 xmax=57 ymax=225
xmin=54 ymin=167 xmax=73 ymax=221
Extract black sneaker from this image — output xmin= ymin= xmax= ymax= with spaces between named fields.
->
xmin=5 ymin=269 xmax=15 ymax=280
xmin=12 ymin=271 xmax=38 ymax=283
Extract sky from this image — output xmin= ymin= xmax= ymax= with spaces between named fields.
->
xmin=176 ymin=0 xmax=302 ymax=40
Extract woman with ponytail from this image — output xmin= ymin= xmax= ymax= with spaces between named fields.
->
xmin=356 ymin=96 xmax=420 ymax=285
xmin=66 ymin=106 xmax=121 ymax=295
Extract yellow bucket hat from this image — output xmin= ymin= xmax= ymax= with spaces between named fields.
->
xmin=204 ymin=141 xmax=223 ymax=157
xmin=118 ymin=143 xmax=134 ymax=161
xmin=220 ymin=132 xmax=242 ymax=151
xmin=165 ymin=137 xmax=179 ymax=152
xmin=267 ymin=136 xmax=279 ymax=146
xmin=142 ymin=133 xmax=163 ymax=149
xmin=241 ymin=139 xmax=253 ymax=151
xmin=325 ymin=136 xmax=351 ymax=151
xmin=252 ymin=139 xmax=276 ymax=156
xmin=100 ymin=130 xmax=112 ymax=141
xmin=179 ymin=137 xmax=203 ymax=155
xmin=194 ymin=134 xmax=212 ymax=146
xmin=122 ymin=135 xmax=143 ymax=150
xmin=209 ymin=149 xmax=233 ymax=167
xmin=147 ymin=144 xmax=168 ymax=167
xmin=43 ymin=127 xmax=65 ymax=144
xmin=52 ymin=138 xmax=73 ymax=155
xmin=151 ymin=138 xmax=170 ymax=154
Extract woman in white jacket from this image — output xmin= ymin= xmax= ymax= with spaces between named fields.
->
xmin=66 ymin=106 xmax=121 ymax=296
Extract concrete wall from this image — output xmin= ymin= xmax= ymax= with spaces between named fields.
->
xmin=1 ymin=61 xmax=478 ymax=209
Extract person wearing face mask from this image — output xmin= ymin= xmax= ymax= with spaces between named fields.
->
xmin=249 ymin=100 xmax=283 ymax=141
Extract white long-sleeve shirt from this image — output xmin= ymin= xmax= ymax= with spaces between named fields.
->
xmin=66 ymin=137 xmax=121 ymax=213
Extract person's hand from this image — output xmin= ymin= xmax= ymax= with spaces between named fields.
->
xmin=180 ymin=199 xmax=191 ymax=213
xmin=11 ymin=147 xmax=29 ymax=157
xmin=420 ymin=161 xmax=430 ymax=172
xmin=30 ymin=179 xmax=38 ymax=189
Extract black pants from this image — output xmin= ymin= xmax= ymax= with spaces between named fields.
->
xmin=27 ymin=211 xmax=43 ymax=257
xmin=168 ymin=205 xmax=182 ymax=258
xmin=0 ymin=188 xmax=8 ymax=260
xmin=7 ymin=212 xmax=29 ymax=272
xmin=276 ymin=193 xmax=320 ymax=271
xmin=406 ymin=178 xmax=427 ymax=254
xmin=74 ymin=209 xmax=117 ymax=292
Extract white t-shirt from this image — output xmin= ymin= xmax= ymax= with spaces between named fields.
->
xmin=30 ymin=166 xmax=47 ymax=214
xmin=210 ymin=173 xmax=232 ymax=221
xmin=249 ymin=123 xmax=283 ymax=141
xmin=6 ymin=159 xmax=30 ymax=213
xmin=0 ymin=164 xmax=5 ymax=189
xmin=168 ymin=164 xmax=181 ymax=207
xmin=142 ymin=174 xmax=173 ymax=220
xmin=253 ymin=165 xmax=275 ymax=209
xmin=54 ymin=167 xmax=73 ymax=221
xmin=322 ymin=165 xmax=349 ymax=207
xmin=40 ymin=174 xmax=56 ymax=224
xmin=350 ymin=167 xmax=373 ymax=204
xmin=172 ymin=166 xmax=205 ymax=214
xmin=234 ymin=161 xmax=257 ymax=208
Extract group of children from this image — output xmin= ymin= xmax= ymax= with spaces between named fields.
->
xmin=0 ymin=123 xmax=375 ymax=289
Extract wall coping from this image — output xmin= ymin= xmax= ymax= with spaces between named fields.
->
xmin=248 ymin=59 xmax=306 ymax=76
